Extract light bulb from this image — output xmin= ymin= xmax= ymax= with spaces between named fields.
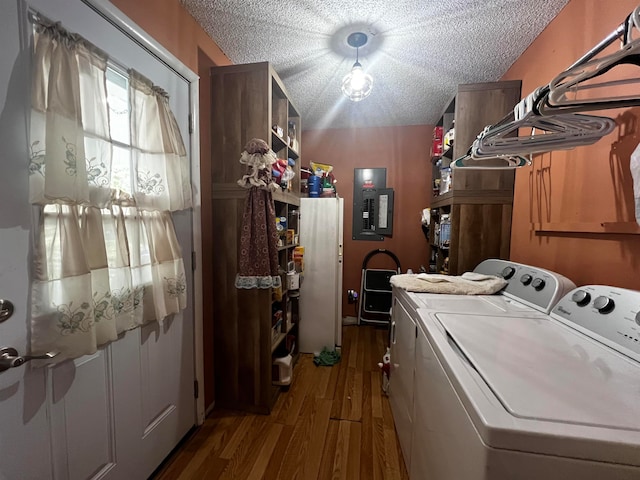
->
xmin=350 ymin=65 xmax=366 ymax=90
xmin=341 ymin=62 xmax=373 ymax=102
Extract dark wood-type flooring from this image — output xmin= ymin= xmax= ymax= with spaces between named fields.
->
xmin=153 ymin=325 xmax=409 ymax=479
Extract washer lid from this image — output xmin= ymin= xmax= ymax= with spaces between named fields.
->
xmin=437 ymin=313 xmax=640 ymax=431
xmin=409 ymin=293 xmax=541 ymax=316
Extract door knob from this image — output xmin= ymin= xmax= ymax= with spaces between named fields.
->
xmin=0 ymin=299 xmax=14 ymax=323
xmin=0 ymin=347 xmax=58 ymax=372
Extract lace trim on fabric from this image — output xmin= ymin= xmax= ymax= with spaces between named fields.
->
xmin=235 ymin=274 xmax=282 ymax=289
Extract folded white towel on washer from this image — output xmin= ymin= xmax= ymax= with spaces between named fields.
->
xmin=390 ymin=272 xmax=507 ymax=295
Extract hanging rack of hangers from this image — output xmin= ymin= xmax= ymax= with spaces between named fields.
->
xmin=454 ymin=4 xmax=640 ymax=169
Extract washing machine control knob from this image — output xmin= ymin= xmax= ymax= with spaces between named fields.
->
xmin=593 ymin=296 xmax=615 ymax=314
xmin=571 ymin=290 xmax=591 ymax=306
xmin=531 ymin=278 xmax=546 ymax=291
xmin=501 ymin=267 xmax=516 ymax=279
xmin=635 ymin=311 xmax=640 ymax=326
xmin=520 ymin=274 xmax=533 ymax=285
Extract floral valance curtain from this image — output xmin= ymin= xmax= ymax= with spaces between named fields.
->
xmin=29 ymin=21 xmax=190 ymax=360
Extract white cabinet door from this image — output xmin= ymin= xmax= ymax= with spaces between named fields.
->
xmin=388 ymin=292 xmax=416 ymax=470
xmin=0 ymin=1 xmax=195 ymax=478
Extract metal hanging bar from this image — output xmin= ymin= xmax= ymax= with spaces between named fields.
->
xmin=478 ymin=7 xmax=635 ymax=133
xmin=456 ymin=4 xmax=640 ymax=168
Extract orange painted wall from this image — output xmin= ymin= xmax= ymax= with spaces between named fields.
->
xmin=501 ymin=0 xmax=640 ymax=289
xmin=110 ymin=0 xmax=230 ymax=72
xmin=303 ymin=126 xmax=432 ymax=317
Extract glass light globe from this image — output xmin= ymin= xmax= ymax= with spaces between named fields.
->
xmin=341 ymin=62 xmax=373 ymax=102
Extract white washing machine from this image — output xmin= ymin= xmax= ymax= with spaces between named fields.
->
xmin=389 ymin=259 xmax=575 ymax=472
xmin=412 ymin=285 xmax=640 ymax=479
xmin=404 ymin=258 xmax=576 ymax=316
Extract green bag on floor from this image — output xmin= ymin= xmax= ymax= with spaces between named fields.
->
xmin=313 ymin=347 xmax=341 ymax=366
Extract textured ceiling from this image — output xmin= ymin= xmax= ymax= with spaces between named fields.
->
xmin=181 ymin=0 xmax=568 ymax=130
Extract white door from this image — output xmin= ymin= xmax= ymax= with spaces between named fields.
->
xmin=0 ymin=1 xmax=196 ymax=479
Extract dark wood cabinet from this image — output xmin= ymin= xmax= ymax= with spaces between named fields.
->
xmin=429 ymin=80 xmax=522 ymax=275
xmin=210 ymin=62 xmax=301 ymax=413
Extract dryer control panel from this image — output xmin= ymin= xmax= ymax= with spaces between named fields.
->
xmin=552 ymin=285 xmax=640 ymax=360
xmin=474 ymin=259 xmax=576 ymax=314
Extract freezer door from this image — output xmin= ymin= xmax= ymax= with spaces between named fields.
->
xmin=299 ymin=198 xmax=343 ymax=353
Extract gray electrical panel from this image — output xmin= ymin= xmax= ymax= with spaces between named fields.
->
xmin=352 ymin=168 xmax=394 ymax=241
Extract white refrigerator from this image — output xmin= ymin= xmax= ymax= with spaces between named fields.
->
xmin=299 ymin=197 xmax=344 ymax=353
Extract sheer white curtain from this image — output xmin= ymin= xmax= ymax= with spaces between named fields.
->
xmin=29 ymin=22 xmax=190 ymax=360
xmin=130 ymin=70 xmax=192 ymax=211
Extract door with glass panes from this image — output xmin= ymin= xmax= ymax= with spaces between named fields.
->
xmin=0 ymin=1 xmax=195 ymax=478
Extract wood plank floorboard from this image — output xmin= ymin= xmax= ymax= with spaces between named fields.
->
xmin=152 ymin=325 xmax=407 ymax=480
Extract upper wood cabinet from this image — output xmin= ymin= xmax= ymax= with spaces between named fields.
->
xmin=209 ymin=62 xmax=301 ymax=413
xmin=428 ymin=80 xmax=522 ymax=275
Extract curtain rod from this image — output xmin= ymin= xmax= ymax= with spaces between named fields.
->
xmin=27 ymin=9 xmax=57 ymax=28
xmin=26 ymin=8 xmax=170 ymax=100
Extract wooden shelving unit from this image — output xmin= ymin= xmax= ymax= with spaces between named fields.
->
xmin=210 ymin=62 xmax=302 ymax=414
xmin=428 ymin=80 xmax=522 ymax=275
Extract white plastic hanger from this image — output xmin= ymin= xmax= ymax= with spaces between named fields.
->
xmin=542 ymin=5 xmax=640 ymax=113
xmin=452 ymin=153 xmax=530 ymax=170
xmin=472 ymin=110 xmax=616 ymax=157
xmin=452 ymin=4 xmax=640 ymax=168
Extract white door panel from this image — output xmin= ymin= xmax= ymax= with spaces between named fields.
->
xmin=49 ymin=352 xmax=117 ymax=480
xmin=0 ymin=369 xmax=51 ymax=480
xmin=0 ymin=1 xmax=196 ymax=478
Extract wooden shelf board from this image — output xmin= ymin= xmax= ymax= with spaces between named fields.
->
xmin=430 ymin=189 xmax=514 ymax=208
xmin=533 ymin=221 xmax=640 ymax=235
xmin=285 ymin=321 xmax=295 ymax=335
xmin=457 ymin=79 xmax=522 ymax=92
xmin=271 ymin=130 xmax=288 ymax=151
xmin=272 ymin=190 xmax=301 ymax=205
xmin=288 ymin=146 xmax=300 ymax=159
xmin=270 ymin=321 xmax=296 ymax=354
xmin=271 ymin=333 xmax=286 ymax=353
xmin=278 ymin=244 xmax=299 ymax=251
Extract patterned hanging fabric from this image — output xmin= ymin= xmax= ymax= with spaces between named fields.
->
xmin=235 ymin=138 xmax=281 ymax=289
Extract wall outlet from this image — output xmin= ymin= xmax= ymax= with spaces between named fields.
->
xmin=347 ymin=289 xmax=359 ymax=303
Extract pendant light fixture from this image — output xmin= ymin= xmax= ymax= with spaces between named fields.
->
xmin=341 ymin=32 xmax=373 ymax=102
